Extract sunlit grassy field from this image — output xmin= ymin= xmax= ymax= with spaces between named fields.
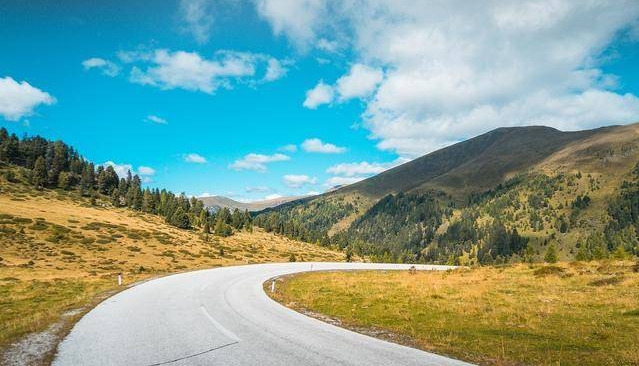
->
xmin=270 ymin=262 xmax=639 ymax=365
xmin=0 ymin=176 xmax=344 ymax=354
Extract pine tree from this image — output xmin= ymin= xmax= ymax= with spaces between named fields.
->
xmin=169 ymin=207 xmax=191 ymax=229
xmin=214 ymin=219 xmax=232 ymax=237
xmin=32 ymin=156 xmax=47 ymax=188
xmin=79 ymin=163 xmax=95 ymax=195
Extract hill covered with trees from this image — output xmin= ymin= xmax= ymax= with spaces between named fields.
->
xmin=0 ymin=127 xmax=251 ymax=236
xmin=256 ymin=123 xmax=639 ymax=264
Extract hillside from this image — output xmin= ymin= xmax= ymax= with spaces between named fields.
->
xmin=256 ymin=123 xmax=639 ymax=263
xmin=199 ymin=194 xmax=310 ymax=212
xmin=0 ymin=157 xmax=343 ymax=362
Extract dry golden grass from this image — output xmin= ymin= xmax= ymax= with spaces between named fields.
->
xmin=271 ymin=262 xmax=639 ymax=366
xmin=0 ymin=178 xmax=343 ymax=351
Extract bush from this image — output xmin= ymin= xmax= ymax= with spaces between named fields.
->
xmin=544 ymin=243 xmax=558 ymax=263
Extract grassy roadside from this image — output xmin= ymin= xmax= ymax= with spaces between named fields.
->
xmin=269 ymin=262 xmax=639 ymax=366
xmin=0 ymin=176 xmax=345 ymax=363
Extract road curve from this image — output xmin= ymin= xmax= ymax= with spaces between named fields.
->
xmin=54 ymin=262 xmax=472 ymax=366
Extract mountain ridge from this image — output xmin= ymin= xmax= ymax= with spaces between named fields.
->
xmin=255 ymin=122 xmax=639 ymax=264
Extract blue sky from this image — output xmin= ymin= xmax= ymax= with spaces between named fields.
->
xmin=1 ymin=1 xmax=639 ymax=201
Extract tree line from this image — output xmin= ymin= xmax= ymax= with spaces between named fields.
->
xmin=0 ymin=127 xmax=252 ymax=234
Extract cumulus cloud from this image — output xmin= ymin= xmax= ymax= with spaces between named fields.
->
xmin=102 ymin=161 xmax=133 ymax=178
xmin=0 ymin=77 xmax=56 ymax=121
xmin=258 ymin=0 xmax=639 ymax=157
xmin=264 ymin=58 xmax=288 ymax=81
xmin=302 ymin=64 xmax=383 ymax=108
xmin=229 ymin=153 xmax=290 ymax=172
xmin=283 ymin=174 xmax=317 ymax=188
xmin=179 ymin=0 xmax=214 ymax=44
xmin=324 ymin=176 xmax=366 ymax=187
xmin=335 ymin=64 xmax=383 ymax=101
xmin=184 ymin=153 xmax=207 ymax=163
xmin=102 ymin=162 xmax=155 ymax=180
xmin=125 ymin=49 xmax=286 ymax=94
xmin=82 ymin=58 xmax=120 ymax=77
xmin=255 ymin=0 xmax=326 ymax=49
xmin=326 ymin=158 xmax=407 ymax=177
xmin=303 ymin=81 xmax=334 ymax=109
xmin=145 ymin=115 xmax=167 ymax=124
xmin=301 ymin=138 xmax=346 ymax=153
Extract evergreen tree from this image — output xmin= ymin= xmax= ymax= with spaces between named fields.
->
xmin=214 ymin=219 xmax=232 ymax=237
xmin=169 ymin=207 xmax=191 ymax=229
xmin=79 ymin=162 xmax=95 ymax=195
xmin=32 ymin=156 xmax=47 ymax=188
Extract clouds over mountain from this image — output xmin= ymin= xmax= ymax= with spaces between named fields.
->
xmin=260 ymin=0 xmax=639 ymax=157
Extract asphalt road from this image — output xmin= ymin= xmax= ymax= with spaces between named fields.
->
xmin=53 ymin=262 xmax=472 ymax=366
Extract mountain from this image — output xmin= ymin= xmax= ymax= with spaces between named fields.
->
xmin=255 ymin=123 xmax=639 ymax=264
xmin=198 ymin=194 xmax=311 ymax=212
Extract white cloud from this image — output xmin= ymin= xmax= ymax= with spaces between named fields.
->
xmin=264 ymin=58 xmax=288 ymax=81
xmin=102 ymin=162 xmax=155 ymax=179
xmin=326 ymin=158 xmax=407 ymax=177
xmin=324 ymin=176 xmax=366 ymax=187
xmin=283 ymin=174 xmax=317 ymax=188
xmin=303 ymin=81 xmax=334 ymax=108
xmin=335 ymin=63 xmax=383 ymax=101
xmin=257 ymin=0 xmax=639 ymax=157
xmin=229 ymin=153 xmax=290 ymax=172
xmin=179 ymin=0 xmax=214 ymax=44
xmin=145 ymin=115 xmax=167 ymax=124
xmin=278 ymin=144 xmax=298 ymax=152
xmin=0 ymin=77 xmax=56 ymax=121
xmin=317 ymin=38 xmax=339 ymax=53
xmin=301 ymin=138 xmax=346 ymax=153
xmin=82 ymin=58 xmax=120 ymax=77
xmin=102 ymin=161 xmax=133 ymax=178
xmin=184 ymin=153 xmax=207 ymax=163
xmin=126 ymin=49 xmax=286 ymax=94
xmin=306 ymin=190 xmax=321 ymax=196
xmin=255 ymin=0 xmax=326 ymax=50
xmin=302 ymin=64 xmax=383 ymax=107
xmin=137 ymin=166 xmax=156 ymax=176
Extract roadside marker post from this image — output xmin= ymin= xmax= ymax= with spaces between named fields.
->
xmin=271 ymin=280 xmax=275 ymax=293
xmin=118 ymin=273 xmax=122 ymax=286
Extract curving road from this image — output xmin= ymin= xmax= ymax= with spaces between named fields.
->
xmin=53 ymin=262 xmax=472 ymax=366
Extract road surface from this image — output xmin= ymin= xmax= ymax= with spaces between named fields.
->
xmin=54 ymin=262 xmax=472 ymax=365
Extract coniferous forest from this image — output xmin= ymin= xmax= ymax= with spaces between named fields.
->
xmin=0 ymin=127 xmax=252 ymax=235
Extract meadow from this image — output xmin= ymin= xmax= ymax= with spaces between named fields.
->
xmin=270 ymin=262 xmax=639 ymax=365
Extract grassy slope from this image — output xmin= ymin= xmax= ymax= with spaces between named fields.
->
xmin=270 ymin=262 xmax=639 ymax=366
xmin=0 ymin=172 xmax=344 ymax=352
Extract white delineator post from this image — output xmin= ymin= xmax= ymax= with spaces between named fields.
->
xmin=271 ymin=280 xmax=275 ymax=293
xmin=118 ymin=273 xmax=122 ymax=286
